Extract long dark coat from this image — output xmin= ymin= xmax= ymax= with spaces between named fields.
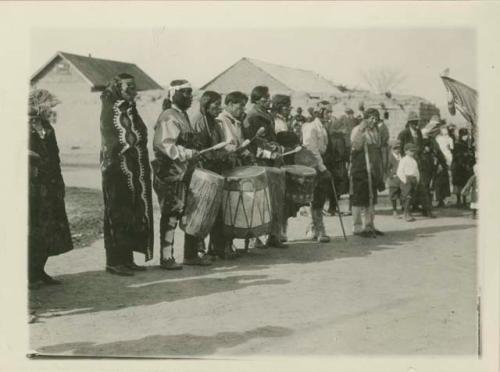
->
xmin=100 ymin=89 xmax=154 ymax=261
xmin=29 ymin=118 xmax=73 ymax=260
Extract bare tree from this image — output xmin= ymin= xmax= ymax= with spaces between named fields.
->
xmin=361 ymin=67 xmax=407 ymax=94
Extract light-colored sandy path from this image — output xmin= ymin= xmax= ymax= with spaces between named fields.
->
xmin=29 ymin=206 xmax=478 ymax=357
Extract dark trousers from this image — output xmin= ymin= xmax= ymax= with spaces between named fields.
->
xmin=401 ymin=176 xmax=418 ymax=202
xmin=418 ymin=175 xmax=434 ymax=214
xmin=208 ymin=209 xmax=228 ymax=257
xmin=312 ymin=177 xmax=329 ymax=209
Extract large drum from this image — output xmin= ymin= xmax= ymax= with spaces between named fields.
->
xmin=180 ymin=168 xmax=224 ymax=238
xmin=222 ymin=166 xmax=271 ymax=239
xmin=282 ymin=165 xmax=317 ymax=204
xmin=263 ymin=167 xmax=286 ymax=237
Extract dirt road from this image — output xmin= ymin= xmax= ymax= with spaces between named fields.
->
xmin=29 ymin=205 xmax=478 ymax=357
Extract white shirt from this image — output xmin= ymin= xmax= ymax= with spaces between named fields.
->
xmin=435 ymin=134 xmax=454 ymax=167
xmin=397 ymin=155 xmax=420 ymax=183
xmin=274 ymin=115 xmax=289 ymax=134
xmin=302 ymin=118 xmax=328 ymax=172
xmin=217 ymin=110 xmax=243 ymax=146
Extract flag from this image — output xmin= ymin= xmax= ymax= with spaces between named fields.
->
xmin=440 ymin=75 xmax=478 ymax=126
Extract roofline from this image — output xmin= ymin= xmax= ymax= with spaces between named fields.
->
xmin=201 ymin=57 xmax=293 ymax=93
xmin=249 ymin=57 xmax=346 ymax=93
xmin=200 ymin=57 xmax=246 ymax=90
xmin=30 ymin=51 xmax=163 ymax=91
xmin=30 ymin=51 xmax=96 ymax=88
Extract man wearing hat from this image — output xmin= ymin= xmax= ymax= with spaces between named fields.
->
xmin=152 ymin=79 xmax=211 ymax=269
xmin=419 ymin=117 xmax=443 ymax=218
xmin=397 ymin=143 xmax=420 ymax=221
xmin=398 ymin=111 xmax=423 ymax=158
xmin=350 ymin=108 xmax=385 ymax=237
xmin=397 ymin=111 xmax=424 ymax=212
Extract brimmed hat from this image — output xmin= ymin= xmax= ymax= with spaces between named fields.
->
xmin=392 ymin=140 xmax=401 ymax=149
xmin=404 ymin=143 xmax=417 ymax=152
xmin=364 ymin=108 xmax=380 ymax=119
xmin=345 ymin=108 xmax=354 ymax=114
xmin=406 ymin=111 xmax=419 ymax=123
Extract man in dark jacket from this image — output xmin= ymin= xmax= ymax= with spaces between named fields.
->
xmin=324 ymin=125 xmax=349 ymax=215
xmin=397 ymin=111 xmax=425 ymax=212
xmin=243 ymin=86 xmax=284 ymax=248
xmin=398 ymin=111 xmax=423 ymax=159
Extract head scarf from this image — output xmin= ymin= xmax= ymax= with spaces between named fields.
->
xmin=168 ymin=79 xmax=192 ymax=101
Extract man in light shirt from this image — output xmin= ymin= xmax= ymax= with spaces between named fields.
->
xmin=302 ymin=101 xmax=333 ymax=242
xmin=218 ymin=91 xmax=248 ymax=148
xmin=397 ymin=143 xmax=420 ymax=222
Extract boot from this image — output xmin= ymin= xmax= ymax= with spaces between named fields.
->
xmin=266 ymin=234 xmax=287 ymax=248
xmin=280 ymin=221 xmax=288 ymax=243
xmin=306 ymin=207 xmax=318 ymax=240
xmin=314 ymin=208 xmax=331 ymax=243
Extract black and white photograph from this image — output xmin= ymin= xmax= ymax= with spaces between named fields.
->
xmin=0 ymin=2 xmax=499 ymax=371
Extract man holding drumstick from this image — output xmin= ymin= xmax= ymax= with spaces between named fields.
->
xmin=243 ymin=86 xmax=286 ymax=249
xmin=152 ymin=79 xmax=211 ymax=269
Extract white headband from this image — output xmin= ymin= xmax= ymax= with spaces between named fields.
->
xmin=168 ymin=82 xmax=192 ymax=100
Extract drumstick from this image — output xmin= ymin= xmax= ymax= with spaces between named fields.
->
xmin=235 ymin=127 xmax=265 ymax=152
xmin=199 ymin=141 xmax=229 ymax=155
xmin=282 ymin=145 xmax=302 ymax=157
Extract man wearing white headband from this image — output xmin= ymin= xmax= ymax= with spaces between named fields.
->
xmin=152 ymin=79 xmax=211 ymax=270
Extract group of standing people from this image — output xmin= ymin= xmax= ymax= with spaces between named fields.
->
xmin=28 ymin=72 xmax=478 ymax=287
xmin=387 ymin=112 xmax=477 ymax=221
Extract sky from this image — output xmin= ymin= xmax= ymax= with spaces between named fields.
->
xmin=31 ymin=28 xmax=476 ymax=107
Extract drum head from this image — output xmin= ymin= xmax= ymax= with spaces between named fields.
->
xmin=282 ymin=164 xmax=316 ymax=176
xmin=223 ymin=166 xmax=266 ymax=179
xmin=294 ymin=147 xmax=318 ymax=168
xmin=193 ymin=167 xmax=224 ymax=181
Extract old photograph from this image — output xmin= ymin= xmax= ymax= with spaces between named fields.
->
xmin=1 ymin=3 xmax=499 ymax=371
xmin=25 ymin=27 xmax=480 ymax=357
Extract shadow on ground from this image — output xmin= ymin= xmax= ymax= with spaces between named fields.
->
xmin=36 ymin=325 xmax=293 ymax=357
xmin=29 ymin=219 xmax=475 ymax=321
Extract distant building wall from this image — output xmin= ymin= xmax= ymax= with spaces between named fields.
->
xmin=31 ymin=57 xmax=101 ymax=153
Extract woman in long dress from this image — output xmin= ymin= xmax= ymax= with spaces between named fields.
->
xmin=28 ymin=89 xmax=73 ymax=289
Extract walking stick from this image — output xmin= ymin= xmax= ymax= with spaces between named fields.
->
xmin=329 ymin=175 xmax=347 ymax=241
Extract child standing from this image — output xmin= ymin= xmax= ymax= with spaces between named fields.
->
xmin=387 ymin=141 xmax=402 ymax=218
xmin=397 ymin=143 xmax=420 ymax=222
xmin=461 ymin=163 xmax=478 ymax=219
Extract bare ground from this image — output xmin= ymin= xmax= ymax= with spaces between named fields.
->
xmin=29 ymin=200 xmax=478 ymax=357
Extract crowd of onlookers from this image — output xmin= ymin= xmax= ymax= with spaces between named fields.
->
xmin=288 ymin=105 xmax=478 ymax=221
